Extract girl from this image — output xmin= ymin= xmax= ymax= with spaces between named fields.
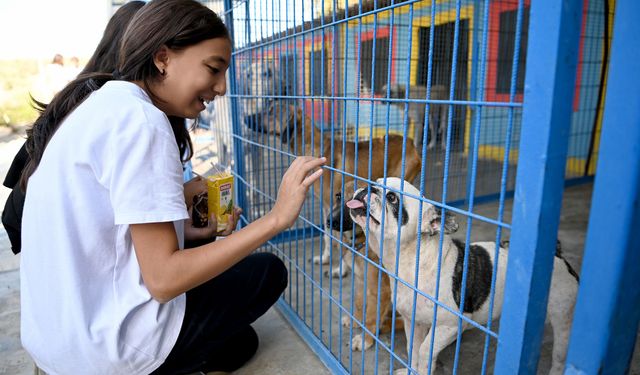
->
xmin=2 ymin=1 xmax=149 ymax=255
xmin=20 ymin=1 xmax=325 ymax=374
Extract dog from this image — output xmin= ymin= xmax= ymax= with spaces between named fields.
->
xmin=326 ymin=181 xmax=403 ymax=351
xmin=241 ymin=59 xmax=282 ymax=131
xmin=260 ymin=103 xmax=423 ymax=278
xmin=347 ymin=177 xmax=579 ymax=374
xmin=383 ymin=83 xmax=449 ymax=151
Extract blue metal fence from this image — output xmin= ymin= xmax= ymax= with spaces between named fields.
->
xmin=494 ymin=0 xmax=582 ymax=372
xmin=564 ymin=1 xmax=640 ymax=372
xmin=190 ymin=0 xmax=637 ymax=373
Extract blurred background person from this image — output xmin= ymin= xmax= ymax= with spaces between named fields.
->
xmin=65 ymin=56 xmax=82 ymax=81
xmin=32 ymin=53 xmax=67 ymax=103
xmin=3 ymin=1 xmax=147 ymax=256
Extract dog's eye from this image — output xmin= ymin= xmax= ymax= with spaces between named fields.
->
xmin=335 ymin=192 xmax=342 ymax=201
xmin=386 ymin=192 xmax=397 ymax=203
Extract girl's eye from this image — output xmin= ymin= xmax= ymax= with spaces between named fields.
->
xmin=387 ymin=192 xmax=397 ymax=203
xmin=208 ymin=66 xmax=220 ymax=75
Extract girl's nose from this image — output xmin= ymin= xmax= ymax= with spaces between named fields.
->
xmin=215 ymin=77 xmax=227 ymax=96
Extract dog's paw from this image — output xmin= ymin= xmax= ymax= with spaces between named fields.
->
xmin=330 ymin=265 xmax=349 ymax=278
xmin=393 ymin=368 xmax=411 ymax=375
xmin=312 ymin=254 xmax=330 ymax=265
xmin=351 ymin=334 xmax=373 ymax=351
xmin=341 ymin=316 xmax=351 ymax=327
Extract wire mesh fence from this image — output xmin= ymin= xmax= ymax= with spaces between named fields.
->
xmin=192 ymin=0 xmax=612 ymax=373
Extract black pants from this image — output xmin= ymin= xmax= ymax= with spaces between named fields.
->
xmin=151 ymin=252 xmax=288 ymax=375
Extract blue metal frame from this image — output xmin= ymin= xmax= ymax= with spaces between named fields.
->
xmin=223 ymin=0 xmax=248 ymax=218
xmin=494 ymin=0 xmax=583 ymax=373
xmin=277 ymin=300 xmax=348 ymax=375
xmin=212 ymin=0 xmax=627 ymax=374
xmin=565 ymin=1 xmax=640 ymax=373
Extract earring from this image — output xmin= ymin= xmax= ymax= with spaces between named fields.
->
xmin=160 ymin=69 xmax=166 ymax=76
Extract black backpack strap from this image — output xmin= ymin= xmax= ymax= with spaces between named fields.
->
xmin=2 ymin=184 xmax=25 ymax=254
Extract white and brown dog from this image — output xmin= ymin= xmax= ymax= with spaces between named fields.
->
xmin=347 ymin=177 xmax=579 ymax=374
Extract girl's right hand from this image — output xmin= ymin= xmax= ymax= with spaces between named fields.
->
xmin=270 ymin=156 xmax=326 ymax=230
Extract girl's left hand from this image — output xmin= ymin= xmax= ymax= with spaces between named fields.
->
xmin=184 ymin=206 xmax=243 ymax=241
xmin=216 ymin=207 xmax=243 ymax=236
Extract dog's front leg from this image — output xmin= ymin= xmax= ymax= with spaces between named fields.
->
xmin=427 ymin=110 xmax=437 ymax=150
xmin=412 ymin=108 xmax=424 ymax=150
xmin=313 ymin=205 xmax=332 ymax=265
xmin=326 ymin=239 xmax=351 ymax=278
xmin=416 ymin=322 xmax=458 ymax=375
xmin=394 ymin=317 xmax=428 ymax=375
xmin=439 ymin=105 xmax=448 ymax=151
xmin=315 ymin=231 xmax=332 ymax=265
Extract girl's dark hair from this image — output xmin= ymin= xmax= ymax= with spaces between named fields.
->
xmin=22 ymin=0 xmax=229 ymax=189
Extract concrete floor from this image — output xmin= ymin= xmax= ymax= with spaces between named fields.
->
xmin=2 ymin=126 xmax=639 ymax=375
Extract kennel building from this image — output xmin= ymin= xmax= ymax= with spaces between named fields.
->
xmin=190 ymin=0 xmax=639 ymax=373
xmin=213 ymin=0 xmax=609 ymax=203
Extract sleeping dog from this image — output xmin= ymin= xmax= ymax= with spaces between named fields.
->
xmin=326 ymin=181 xmax=402 ymax=351
xmin=347 ymin=178 xmax=578 ymax=374
xmin=260 ymin=104 xmax=423 ymax=278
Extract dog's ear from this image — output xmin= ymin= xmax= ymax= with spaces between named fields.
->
xmin=421 ymin=204 xmax=458 ymax=236
xmin=384 ymin=83 xmax=397 ymax=99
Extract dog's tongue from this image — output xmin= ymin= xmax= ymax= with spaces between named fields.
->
xmin=346 ymin=199 xmax=364 ymax=209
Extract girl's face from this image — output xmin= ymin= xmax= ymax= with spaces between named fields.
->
xmin=153 ymin=37 xmax=232 ymax=119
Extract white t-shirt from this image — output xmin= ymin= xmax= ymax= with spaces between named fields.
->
xmin=21 ymin=81 xmax=189 ymax=374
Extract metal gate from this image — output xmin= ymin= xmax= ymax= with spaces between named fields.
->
xmin=192 ymin=0 xmax=639 ymax=373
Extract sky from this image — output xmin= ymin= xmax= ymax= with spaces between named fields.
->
xmin=0 ymin=0 xmax=112 ymax=60
xmin=0 ymin=0 xmax=314 ymax=59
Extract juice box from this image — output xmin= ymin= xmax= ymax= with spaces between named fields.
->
xmin=207 ymin=172 xmax=234 ymax=232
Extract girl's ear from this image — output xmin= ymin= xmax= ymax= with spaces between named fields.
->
xmin=153 ymin=45 xmax=170 ymax=75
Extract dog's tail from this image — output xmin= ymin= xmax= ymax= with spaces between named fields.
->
xmin=501 ymin=239 xmax=580 ymax=282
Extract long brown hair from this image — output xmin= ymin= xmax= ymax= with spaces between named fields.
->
xmin=22 ymin=0 xmax=230 ymax=189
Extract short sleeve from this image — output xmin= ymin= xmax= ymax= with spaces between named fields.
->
xmin=106 ymin=116 xmax=188 ymax=225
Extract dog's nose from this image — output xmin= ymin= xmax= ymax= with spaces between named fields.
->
xmin=326 ymin=217 xmax=334 ymax=229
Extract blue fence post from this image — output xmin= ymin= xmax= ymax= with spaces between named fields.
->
xmin=465 ymin=1 xmax=483 ymax=208
xmin=493 ymin=0 xmax=583 ymax=373
xmin=223 ymin=0 xmax=248 ymax=218
xmin=564 ymin=1 xmax=640 ymax=373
